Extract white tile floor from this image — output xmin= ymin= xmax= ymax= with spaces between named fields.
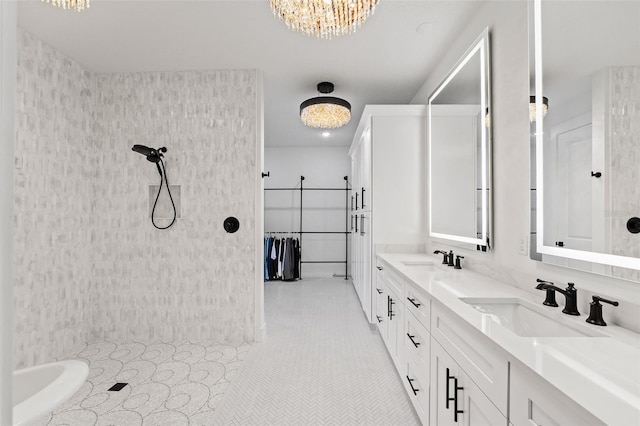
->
xmin=210 ymin=278 xmax=419 ymax=425
xmin=40 ymin=278 xmax=419 ymax=425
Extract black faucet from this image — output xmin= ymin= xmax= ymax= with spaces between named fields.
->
xmin=535 ymin=279 xmax=558 ymax=307
xmin=448 ymin=250 xmax=455 ymax=267
xmin=433 ymin=250 xmax=448 ymax=264
xmin=454 ymin=255 xmax=464 ymax=270
xmin=586 ymin=295 xmax=619 ymax=326
xmin=535 ymin=280 xmax=580 ymax=315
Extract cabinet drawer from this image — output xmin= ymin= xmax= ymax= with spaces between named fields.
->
xmin=404 ymin=359 xmax=429 ymax=426
xmin=510 ymin=363 xmax=605 ymax=426
xmin=404 ymin=310 xmax=430 ymax=374
xmin=384 ymin=267 xmax=404 ymax=297
xmin=405 ymin=282 xmax=430 ymax=331
xmin=431 ymin=301 xmax=508 ymax=416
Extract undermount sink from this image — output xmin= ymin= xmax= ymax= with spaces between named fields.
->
xmin=401 ymin=261 xmax=436 ymax=271
xmin=460 ymin=297 xmax=606 ymax=338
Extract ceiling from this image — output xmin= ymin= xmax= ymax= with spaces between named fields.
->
xmin=17 ymin=0 xmax=482 ymax=148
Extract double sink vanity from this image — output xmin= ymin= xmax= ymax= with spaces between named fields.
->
xmin=348 ymin=2 xmax=640 ymax=424
xmin=375 ymin=252 xmax=640 ymax=426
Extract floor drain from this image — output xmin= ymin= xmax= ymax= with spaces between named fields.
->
xmin=108 ymin=383 xmax=128 ymax=391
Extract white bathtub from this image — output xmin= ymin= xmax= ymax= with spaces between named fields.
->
xmin=13 ymin=360 xmax=88 ymax=426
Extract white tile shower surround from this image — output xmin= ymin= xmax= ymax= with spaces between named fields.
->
xmin=40 ymin=278 xmax=419 ymax=425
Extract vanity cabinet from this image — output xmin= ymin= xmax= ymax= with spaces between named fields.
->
xmin=431 ymin=340 xmax=506 ymax=426
xmin=349 ymin=105 xmax=427 ymax=324
xmin=510 ymin=363 xmax=605 ymax=426
xmin=431 ymin=301 xmax=508 ymax=416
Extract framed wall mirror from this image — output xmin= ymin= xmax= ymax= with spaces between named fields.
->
xmin=530 ymin=0 xmax=640 ymax=280
xmin=428 ymin=28 xmax=492 ymax=249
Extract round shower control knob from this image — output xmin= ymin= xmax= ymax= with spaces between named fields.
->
xmin=223 ymin=217 xmax=240 ymax=233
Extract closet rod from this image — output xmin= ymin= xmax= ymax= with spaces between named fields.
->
xmin=266 ymin=231 xmax=349 ymax=235
xmin=264 ymin=187 xmax=348 ymax=191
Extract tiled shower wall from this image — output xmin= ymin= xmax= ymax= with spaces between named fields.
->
xmin=13 ymin=29 xmax=258 ymax=368
xmin=14 ymin=30 xmax=97 ymax=368
xmin=610 ymin=66 xmax=640 ymax=282
xmin=92 ymin=70 xmax=257 ymax=344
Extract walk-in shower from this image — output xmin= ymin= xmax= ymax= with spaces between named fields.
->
xmin=132 ymin=145 xmax=177 ymax=229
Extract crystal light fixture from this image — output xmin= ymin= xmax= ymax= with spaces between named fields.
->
xmin=270 ymin=0 xmax=379 ymax=39
xmin=300 ymin=82 xmax=351 ymax=129
xmin=529 ymin=96 xmax=549 ymax=122
xmin=42 ymin=0 xmax=90 ymax=12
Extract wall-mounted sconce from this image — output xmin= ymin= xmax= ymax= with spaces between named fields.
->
xmin=529 ymin=96 xmax=549 ymax=122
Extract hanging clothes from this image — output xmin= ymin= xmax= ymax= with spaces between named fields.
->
xmin=264 ymin=235 xmax=300 ymax=282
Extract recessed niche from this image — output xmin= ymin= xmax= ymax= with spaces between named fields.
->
xmin=149 ymin=185 xmax=181 ymax=219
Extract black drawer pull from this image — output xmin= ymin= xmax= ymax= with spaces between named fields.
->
xmin=407 ymin=333 xmax=420 ymax=348
xmin=406 ymin=375 xmax=419 ymax=395
xmin=376 ymin=266 xmax=383 ymax=271
xmin=454 ymin=377 xmax=464 ymax=422
xmin=376 ymin=288 xmax=383 ymax=294
xmin=389 ymin=298 xmax=395 ymax=319
xmin=407 ymin=297 xmax=421 ymax=308
xmin=376 ymin=315 xmax=383 ymax=323
xmin=446 ymin=368 xmax=454 ymax=409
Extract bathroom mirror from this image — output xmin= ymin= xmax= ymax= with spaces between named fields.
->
xmin=429 ymin=28 xmax=492 ymax=249
xmin=530 ymin=0 xmax=640 ymax=280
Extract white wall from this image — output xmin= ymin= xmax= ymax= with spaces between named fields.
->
xmin=264 ymin=146 xmax=350 ymax=278
xmin=0 ymin=1 xmax=16 ymax=422
xmin=13 ymin=30 xmax=261 ymax=368
xmin=412 ymin=0 xmax=640 ymax=332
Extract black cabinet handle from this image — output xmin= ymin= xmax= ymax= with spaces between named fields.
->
xmin=361 ymin=187 xmax=366 ymax=209
xmin=407 ymin=297 xmax=421 ymax=308
xmin=376 ymin=288 xmax=383 ymax=294
xmin=406 ymin=376 xmax=419 ymax=395
xmin=355 ymin=192 xmax=359 ymax=210
xmin=376 ymin=315 xmax=383 ymax=323
xmin=387 ymin=295 xmax=391 ymax=318
xmin=454 ymin=377 xmax=464 ymax=422
xmin=376 ymin=266 xmax=383 ymax=271
xmin=407 ymin=333 xmax=420 ymax=348
xmin=446 ymin=368 xmax=454 ymax=409
xmin=389 ymin=298 xmax=395 ymax=320
xmin=354 ymin=214 xmax=358 ymax=233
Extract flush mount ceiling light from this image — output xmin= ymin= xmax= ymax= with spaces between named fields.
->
xmin=300 ymin=82 xmax=351 ymax=129
xmin=529 ymin=96 xmax=549 ymax=122
xmin=269 ymin=0 xmax=379 ymax=39
xmin=42 ymin=0 xmax=89 ymax=12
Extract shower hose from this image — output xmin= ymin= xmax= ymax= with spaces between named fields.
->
xmin=151 ymin=157 xmax=177 ymax=230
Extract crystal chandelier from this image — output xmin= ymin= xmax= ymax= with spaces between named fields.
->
xmin=300 ymin=82 xmax=351 ymax=129
xmin=529 ymin=96 xmax=549 ymax=122
xmin=270 ymin=0 xmax=380 ymax=39
xmin=42 ymin=0 xmax=90 ymax=12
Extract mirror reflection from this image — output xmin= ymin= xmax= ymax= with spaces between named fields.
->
xmin=429 ymin=28 xmax=492 ymax=249
xmin=530 ymin=0 xmax=640 ymax=279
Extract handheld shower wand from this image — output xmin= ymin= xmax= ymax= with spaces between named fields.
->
xmin=132 ymin=145 xmax=176 ymax=230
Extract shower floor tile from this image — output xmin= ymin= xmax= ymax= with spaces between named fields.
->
xmin=35 ymin=340 xmax=250 ymax=426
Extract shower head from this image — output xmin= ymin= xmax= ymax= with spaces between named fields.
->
xmin=132 ymin=145 xmax=166 ymax=163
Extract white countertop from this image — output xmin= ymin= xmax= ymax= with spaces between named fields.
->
xmin=377 ymin=252 xmax=640 ymax=426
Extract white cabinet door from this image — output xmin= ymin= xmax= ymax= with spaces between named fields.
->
xmin=387 ymin=283 xmax=404 ymax=371
xmin=431 ymin=341 xmax=506 ymax=426
xmin=359 ymin=126 xmax=372 ymax=212
xmin=359 ymin=211 xmax=372 ymax=321
xmin=510 ymin=364 xmax=605 ymax=426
